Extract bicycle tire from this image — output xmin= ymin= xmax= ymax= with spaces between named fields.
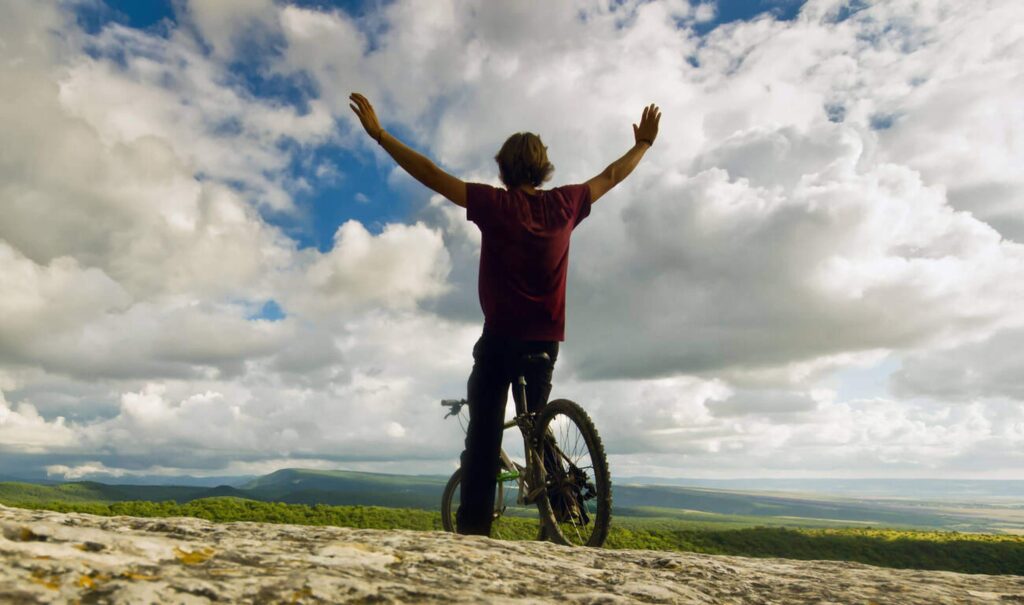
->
xmin=440 ymin=467 xmax=467 ymax=533
xmin=533 ymin=398 xmax=611 ymax=547
xmin=441 ymin=466 xmax=545 ymax=540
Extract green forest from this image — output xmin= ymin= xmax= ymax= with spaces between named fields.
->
xmin=6 ymin=497 xmax=1022 ymax=576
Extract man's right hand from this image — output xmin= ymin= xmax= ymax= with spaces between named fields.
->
xmin=633 ymin=103 xmax=661 ymax=147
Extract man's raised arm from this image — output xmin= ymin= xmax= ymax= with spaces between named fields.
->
xmin=585 ymin=103 xmax=660 ymax=205
xmin=349 ymin=92 xmax=467 ymax=207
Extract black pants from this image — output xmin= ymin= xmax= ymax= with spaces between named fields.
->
xmin=456 ymin=327 xmax=559 ymax=535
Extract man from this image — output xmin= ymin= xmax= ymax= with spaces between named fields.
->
xmin=349 ymin=92 xmax=660 ymax=535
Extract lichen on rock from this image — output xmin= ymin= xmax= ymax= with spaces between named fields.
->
xmin=1 ymin=504 xmax=1022 ymax=604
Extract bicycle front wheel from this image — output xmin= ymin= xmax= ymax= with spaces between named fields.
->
xmin=440 ymin=466 xmax=545 ymax=540
xmin=534 ymin=399 xmax=611 ymax=547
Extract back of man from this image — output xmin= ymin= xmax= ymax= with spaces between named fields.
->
xmin=466 ymin=183 xmax=592 ymax=342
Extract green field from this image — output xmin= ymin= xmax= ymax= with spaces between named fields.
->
xmin=4 ymin=495 xmax=1022 ymax=576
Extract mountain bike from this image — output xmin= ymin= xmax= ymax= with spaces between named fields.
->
xmin=440 ymin=352 xmax=611 ymax=547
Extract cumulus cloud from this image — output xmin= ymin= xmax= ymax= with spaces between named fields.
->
xmin=569 ymin=126 xmax=1024 ymax=379
xmin=295 ymin=220 xmax=451 ymax=315
xmin=0 ymin=390 xmax=77 ymax=453
xmin=57 ymin=25 xmax=333 ymax=212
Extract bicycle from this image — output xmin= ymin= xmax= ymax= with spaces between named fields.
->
xmin=440 ymin=352 xmax=611 ymax=547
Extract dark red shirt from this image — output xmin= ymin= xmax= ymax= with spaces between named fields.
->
xmin=466 ymin=183 xmax=591 ymax=341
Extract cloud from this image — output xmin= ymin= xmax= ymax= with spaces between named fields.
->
xmin=58 ymin=20 xmax=334 ymax=212
xmin=183 ymin=0 xmax=279 ymax=60
xmin=893 ymin=327 xmax=1024 ymax=401
xmin=45 ymin=461 xmax=126 ymax=481
xmin=568 ymin=132 xmax=1023 ymax=379
xmin=294 ymin=220 xmax=451 ymax=316
xmin=0 ymin=391 xmax=77 ymax=453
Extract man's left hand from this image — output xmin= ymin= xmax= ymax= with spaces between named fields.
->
xmin=349 ymin=92 xmax=383 ymax=141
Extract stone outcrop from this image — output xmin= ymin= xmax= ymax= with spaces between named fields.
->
xmin=2 ymin=504 xmax=1022 ymax=604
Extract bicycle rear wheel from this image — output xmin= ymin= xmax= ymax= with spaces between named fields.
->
xmin=534 ymin=399 xmax=611 ymax=547
xmin=440 ymin=466 xmax=545 ymax=540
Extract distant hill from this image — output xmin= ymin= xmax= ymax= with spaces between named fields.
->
xmin=612 ymin=485 xmax=959 ymax=528
xmin=0 ymin=481 xmax=245 ymax=505
xmin=0 ymin=469 xmax=448 ymax=509
xmin=618 ymin=477 xmax=1024 ymax=501
xmin=241 ymin=468 xmax=447 ymax=508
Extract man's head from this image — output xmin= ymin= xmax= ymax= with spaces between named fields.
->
xmin=495 ymin=132 xmax=554 ymax=189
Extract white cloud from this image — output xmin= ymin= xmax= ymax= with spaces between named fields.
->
xmin=184 ymin=0 xmax=278 ymax=60
xmin=894 ymin=327 xmax=1024 ymax=401
xmin=295 ymin=220 xmax=451 ymax=316
xmin=57 ymin=22 xmax=334 ymax=212
xmin=568 ymin=139 xmax=1024 ymax=379
xmin=45 ymin=461 xmax=126 ymax=481
xmin=0 ymin=391 xmax=77 ymax=453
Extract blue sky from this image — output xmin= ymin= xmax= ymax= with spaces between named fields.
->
xmin=76 ymin=0 xmax=418 ymax=251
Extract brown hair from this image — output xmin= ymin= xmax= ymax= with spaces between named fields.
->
xmin=494 ymin=132 xmax=554 ymax=189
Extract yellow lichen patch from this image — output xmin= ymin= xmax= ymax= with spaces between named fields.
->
xmin=119 ymin=570 xmax=160 ymax=581
xmin=19 ymin=527 xmax=47 ymax=542
xmin=77 ymin=572 xmax=111 ymax=589
xmin=290 ymin=587 xmax=314 ymax=603
xmin=29 ymin=569 xmax=62 ymax=590
xmin=174 ymin=546 xmax=216 ymax=565
xmin=207 ymin=567 xmax=244 ymax=576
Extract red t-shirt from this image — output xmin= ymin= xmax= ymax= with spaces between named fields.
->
xmin=466 ymin=183 xmax=592 ymax=341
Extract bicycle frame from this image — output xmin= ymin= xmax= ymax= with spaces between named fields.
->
xmin=516 ymin=371 xmax=559 ymax=506
xmin=443 ymin=370 xmax=550 ymax=507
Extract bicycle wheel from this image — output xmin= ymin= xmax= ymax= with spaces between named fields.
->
xmin=440 ymin=466 xmax=545 ymax=540
xmin=533 ymin=398 xmax=611 ymax=547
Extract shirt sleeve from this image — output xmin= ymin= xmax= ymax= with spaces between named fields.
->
xmin=465 ymin=182 xmax=496 ymax=228
xmin=565 ymin=184 xmax=592 ymax=228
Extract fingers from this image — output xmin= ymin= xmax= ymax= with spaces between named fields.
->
xmin=640 ymin=103 xmax=661 ymax=125
xmin=349 ymin=92 xmax=364 ymax=117
xmin=349 ymin=92 xmax=374 ymax=115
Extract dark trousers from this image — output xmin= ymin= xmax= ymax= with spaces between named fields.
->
xmin=456 ymin=327 xmax=559 ymax=535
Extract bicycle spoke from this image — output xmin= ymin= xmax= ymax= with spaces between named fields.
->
xmin=543 ymin=408 xmax=601 ymax=546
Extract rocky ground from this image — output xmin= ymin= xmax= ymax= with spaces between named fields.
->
xmin=2 ymin=504 xmax=1022 ymax=604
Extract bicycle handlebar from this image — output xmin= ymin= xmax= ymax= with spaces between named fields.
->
xmin=441 ymin=398 xmax=467 ymax=418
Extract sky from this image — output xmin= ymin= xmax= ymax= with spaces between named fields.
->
xmin=1 ymin=0 xmax=1023 ymax=483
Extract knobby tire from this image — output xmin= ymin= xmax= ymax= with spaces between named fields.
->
xmin=533 ymin=398 xmax=612 ymax=547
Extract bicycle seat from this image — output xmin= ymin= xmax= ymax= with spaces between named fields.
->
xmin=519 ymin=352 xmax=551 ymax=366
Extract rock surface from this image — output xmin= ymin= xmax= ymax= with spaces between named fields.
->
xmin=1 ymin=504 xmax=1022 ymax=604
